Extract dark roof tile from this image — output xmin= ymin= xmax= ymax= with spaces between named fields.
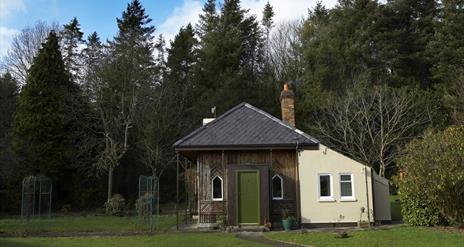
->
xmin=174 ymin=102 xmax=319 ymax=150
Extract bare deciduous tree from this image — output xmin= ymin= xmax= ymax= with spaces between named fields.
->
xmin=308 ymin=84 xmax=434 ymax=177
xmin=93 ymin=66 xmax=137 ymax=201
xmin=1 ymin=21 xmax=60 ymax=85
xmin=268 ymin=20 xmax=304 ymax=82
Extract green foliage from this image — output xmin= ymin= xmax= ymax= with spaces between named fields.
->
xmin=0 ymin=72 xmax=19 ymax=213
xmin=3 ymin=0 xmax=464 ymax=214
xmin=105 ymin=194 xmax=126 ymax=216
xmin=12 ymin=32 xmax=76 ymax=179
xmin=400 ymin=193 xmax=446 ymax=226
xmin=192 ymin=0 xmax=268 ymax=116
xmin=399 ymin=125 xmax=464 ymax=226
xmin=262 ymin=1 xmax=274 ymax=30
xmin=0 ymin=72 xmax=18 ymax=140
xmin=61 ymin=17 xmax=84 ymax=79
xmin=429 ymin=0 xmax=464 ymax=84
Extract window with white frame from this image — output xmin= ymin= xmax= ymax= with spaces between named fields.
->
xmin=318 ymin=174 xmax=333 ymax=200
xmin=272 ymin=174 xmax=283 ymax=200
xmin=212 ymin=176 xmax=223 ymax=201
xmin=340 ymin=174 xmax=355 ymax=200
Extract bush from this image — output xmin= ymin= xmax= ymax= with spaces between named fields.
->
xmin=400 ymin=194 xmax=446 ymax=226
xmin=105 ymin=194 xmax=126 ymax=216
xmin=398 ymin=126 xmax=464 ymax=227
xmin=61 ymin=204 xmax=72 ymax=215
xmin=135 ymin=193 xmax=152 ymax=217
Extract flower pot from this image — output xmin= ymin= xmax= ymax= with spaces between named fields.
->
xmin=282 ymin=219 xmax=293 ymax=231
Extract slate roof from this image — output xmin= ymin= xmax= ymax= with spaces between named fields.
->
xmin=174 ymin=102 xmax=319 ymax=150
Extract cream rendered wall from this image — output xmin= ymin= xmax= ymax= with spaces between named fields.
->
xmin=298 ymin=144 xmax=374 ymax=223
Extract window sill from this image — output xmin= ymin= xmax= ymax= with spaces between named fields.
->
xmin=272 ymin=197 xmax=283 ymax=200
xmin=340 ymin=198 xmax=357 ymax=202
xmin=318 ymin=197 xmax=336 ymax=202
xmin=212 ymin=199 xmax=223 ymax=201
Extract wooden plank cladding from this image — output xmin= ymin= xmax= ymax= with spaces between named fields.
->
xmin=197 ymin=149 xmax=297 ymax=226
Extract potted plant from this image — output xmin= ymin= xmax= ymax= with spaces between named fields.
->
xmin=281 ymin=209 xmax=295 ymax=231
xmin=216 ymin=214 xmax=226 ymax=230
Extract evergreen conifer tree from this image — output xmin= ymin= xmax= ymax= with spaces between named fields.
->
xmin=193 ymin=0 xmax=265 ymax=115
xmin=12 ymin=32 xmax=77 ymax=179
xmin=81 ymin=32 xmax=103 ymax=101
xmin=196 ymin=0 xmax=218 ymax=38
xmin=61 ymin=17 xmax=84 ymax=81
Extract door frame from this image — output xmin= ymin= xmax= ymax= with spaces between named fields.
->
xmin=236 ymin=169 xmax=261 ymax=225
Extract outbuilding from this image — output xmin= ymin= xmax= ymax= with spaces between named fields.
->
xmin=174 ymin=84 xmax=391 ymax=228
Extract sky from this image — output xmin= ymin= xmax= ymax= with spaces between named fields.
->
xmin=0 ymin=0 xmax=338 ymax=56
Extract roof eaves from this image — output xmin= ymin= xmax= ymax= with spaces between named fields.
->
xmin=174 ymin=142 xmax=319 ymax=151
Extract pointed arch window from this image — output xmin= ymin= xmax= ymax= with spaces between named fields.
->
xmin=212 ymin=176 xmax=223 ymax=201
xmin=272 ymin=174 xmax=283 ymax=200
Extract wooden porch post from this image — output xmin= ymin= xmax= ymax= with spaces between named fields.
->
xmin=269 ymin=149 xmax=273 ymax=225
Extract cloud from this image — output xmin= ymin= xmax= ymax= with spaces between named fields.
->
xmin=242 ymin=0 xmax=338 ymax=23
xmin=158 ymin=0 xmax=203 ymax=45
xmin=158 ymin=0 xmax=337 ymax=44
xmin=0 ymin=0 xmax=26 ymax=19
xmin=0 ymin=26 xmax=18 ymax=57
xmin=0 ymin=0 xmax=25 ymax=57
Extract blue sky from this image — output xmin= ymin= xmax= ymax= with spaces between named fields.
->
xmin=0 ymin=0 xmax=338 ymax=55
xmin=0 ymin=0 xmax=192 ymax=44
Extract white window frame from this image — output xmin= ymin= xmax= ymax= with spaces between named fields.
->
xmin=318 ymin=173 xmax=334 ymax=201
xmin=339 ymin=173 xmax=356 ymax=201
xmin=272 ymin=174 xmax=284 ymax=200
xmin=211 ymin=176 xmax=223 ymax=201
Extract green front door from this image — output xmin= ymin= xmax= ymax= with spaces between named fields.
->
xmin=237 ymin=171 xmax=260 ymax=224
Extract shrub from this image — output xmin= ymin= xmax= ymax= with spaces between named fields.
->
xmin=398 ymin=126 xmax=464 ymax=227
xmin=105 ymin=194 xmax=126 ymax=216
xmin=400 ymin=193 xmax=445 ymax=226
xmin=61 ymin=204 xmax=72 ymax=215
xmin=135 ymin=193 xmax=153 ymax=218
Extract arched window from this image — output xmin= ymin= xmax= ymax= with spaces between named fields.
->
xmin=212 ymin=176 xmax=223 ymax=201
xmin=272 ymin=174 xmax=283 ymax=200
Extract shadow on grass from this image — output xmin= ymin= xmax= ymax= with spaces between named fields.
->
xmin=0 ymin=239 xmax=43 ymax=247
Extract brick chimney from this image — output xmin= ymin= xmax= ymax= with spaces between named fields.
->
xmin=281 ymin=83 xmax=295 ymax=127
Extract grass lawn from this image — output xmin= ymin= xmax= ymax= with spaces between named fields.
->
xmin=0 ymin=214 xmax=176 ymax=233
xmin=0 ymin=233 xmax=264 ymax=247
xmin=266 ymin=226 xmax=464 ymax=247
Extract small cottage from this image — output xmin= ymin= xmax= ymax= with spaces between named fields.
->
xmin=174 ymin=84 xmax=391 ymax=228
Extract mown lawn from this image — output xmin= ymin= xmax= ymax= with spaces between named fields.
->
xmin=0 ymin=233 xmax=264 ymax=247
xmin=0 ymin=214 xmax=176 ymax=233
xmin=266 ymin=226 xmax=464 ymax=247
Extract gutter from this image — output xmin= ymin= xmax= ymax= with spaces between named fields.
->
xmin=364 ymin=166 xmax=371 ymax=228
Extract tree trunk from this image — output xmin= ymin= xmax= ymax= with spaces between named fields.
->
xmin=379 ymin=161 xmax=385 ymax=178
xmin=107 ymin=167 xmax=114 ymax=202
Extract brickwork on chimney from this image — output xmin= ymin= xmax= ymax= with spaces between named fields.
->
xmin=281 ymin=84 xmax=295 ymax=127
